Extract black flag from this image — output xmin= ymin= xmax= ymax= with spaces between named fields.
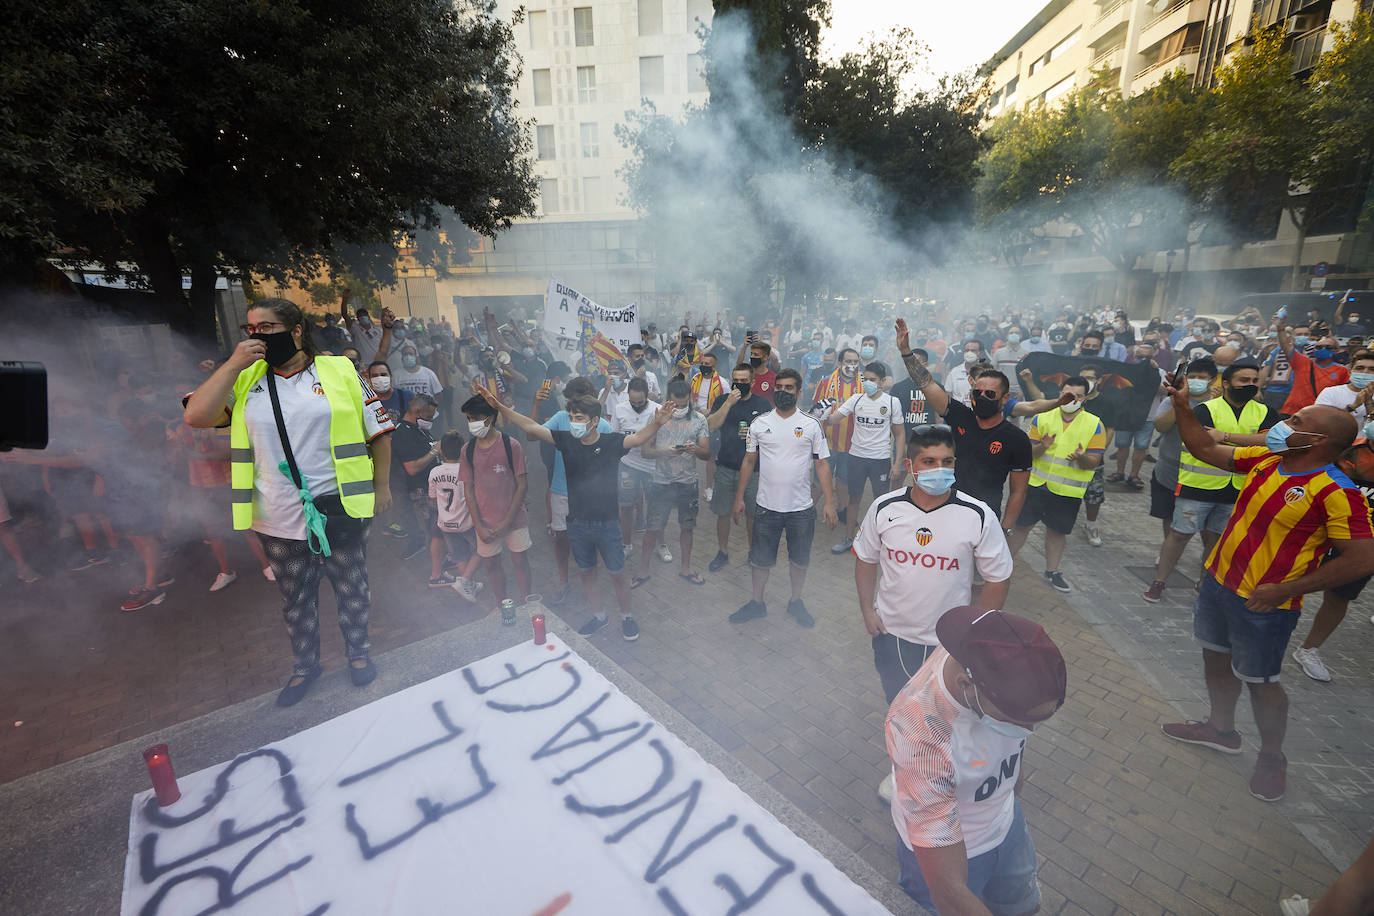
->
xmin=1016 ymin=352 xmax=1161 ymax=431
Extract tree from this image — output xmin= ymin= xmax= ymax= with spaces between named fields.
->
xmin=1 ymin=0 xmax=536 ymax=335
xmin=707 ymin=0 xmax=831 ymax=122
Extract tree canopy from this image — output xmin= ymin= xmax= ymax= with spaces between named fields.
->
xmin=1 ymin=0 xmax=536 ymax=334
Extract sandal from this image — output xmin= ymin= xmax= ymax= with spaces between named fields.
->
xmin=679 ymin=572 xmax=705 ymax=585
xmin=1126 ymin=476 xmax=1145 ymax=490
xmin=630 ymin=576 xmax=651 ymax=589
xmin=1105 ymin=472 xmax=1125 ymax=483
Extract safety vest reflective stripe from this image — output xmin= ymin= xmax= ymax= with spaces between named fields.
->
xmin=231 ymin=488 xmax=253 ymax=503
xmin=230 ymin=447 xmax=253 ymax=462
xmin=340 ymin=479 xmax=375 ymax=497
xmin=333 ymin=442 xmax=369 ymax=460
xmin=1034 ymin=469 xmax=1089 ymax=490
xmin=1181 ymin=463 xmax=1232 ymax=478
xmin=1178 ymin=398 xmax=1266 ymax=490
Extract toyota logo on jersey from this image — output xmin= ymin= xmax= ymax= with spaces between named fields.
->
xmin=916 ymin=527 xmax=933 ymax=547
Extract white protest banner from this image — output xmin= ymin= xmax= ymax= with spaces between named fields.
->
xmin=122 ymin=640 xmax=891 ymax=915
xmin=543 ymin=279 xmax=640 ymax=374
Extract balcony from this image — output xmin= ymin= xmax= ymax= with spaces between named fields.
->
xmin=1132 ymin=47 xmax=1200 ymax=91
xmin=1089 ymin=0 xmax=1132 ymax=42
xmin=1291 ymin=26 xmax=1327 ymax=72
xmin=1138 ymin=0 xmax=1209 ymax=47
xmin=1091 ymin=42 xmax=1126 ymax=70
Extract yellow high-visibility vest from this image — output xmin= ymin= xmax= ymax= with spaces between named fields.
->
xmin=1177 ymin=397 xmax=1267 ymax=491
xmin=229 ymin=356 xmax=376 ymax=530
xmin=1030 ymin=408 xmax=1099 ymax=498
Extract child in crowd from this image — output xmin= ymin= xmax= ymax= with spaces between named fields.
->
xmin=428 ymin=431 xmax=484 ymax=601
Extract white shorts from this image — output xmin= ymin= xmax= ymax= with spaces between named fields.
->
xmin=550 ymin=493 xmax=569 ymax=532
xmin=477 ymin=526 xmax=533 ymax=558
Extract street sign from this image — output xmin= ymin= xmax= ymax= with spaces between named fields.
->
xmin=1313 ymin=261 xmax=1330 ymax=277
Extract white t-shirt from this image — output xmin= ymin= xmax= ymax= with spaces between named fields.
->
xmin=230 ymin=362 xmax=394 ymax=540
xmin=427 ymin=462 xmax=471 ymax=532
xmin=835 ymin=333 xmax=862 ymax=356
xmin=746 ymin=410 xmax=830 ymax=512
xmin=886 ymin=648 xmax=1024 ymax=857
xmin=945 ymin=364 xmax=973 ymax=404
xmin=853 ymin=489 xmax=1013 ymax=645
xmin=611 ymin=398 xmax=661 ymax=473
xmin=1315 ymin=383 xmax=1369 ymax=421
xmin=345 ymin=318 xmax=383 ymax=365
xmin=834 ymin=392 xmax=902 ymax=460
xmin=390 ymin=363 xmax=443 ymax=398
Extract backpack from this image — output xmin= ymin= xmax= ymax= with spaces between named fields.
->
xmin=465 ymin=431 xmax=515 ymax=474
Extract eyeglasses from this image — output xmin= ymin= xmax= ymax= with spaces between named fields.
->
xmin=240 ymin=321 xmax=286 ymax=336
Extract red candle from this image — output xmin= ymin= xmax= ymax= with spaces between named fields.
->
xmin=143 ymin=744 xmax=181 ymax=806
xmin=532 ymin=613 xmax=546 ymax=645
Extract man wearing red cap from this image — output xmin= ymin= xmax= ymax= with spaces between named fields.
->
xmin=886 ymin=606 xmax=1067 ymax=915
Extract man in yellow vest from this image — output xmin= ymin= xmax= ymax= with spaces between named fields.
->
xmin=1006 ymin=377 xmax=1106 ymax=593
xmin=1145 ymin=360 xmax=1277 ymax=602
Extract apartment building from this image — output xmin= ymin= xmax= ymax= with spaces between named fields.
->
xmin=436 ymin=0 xmax=713 ymax=320
xmin=977 ymin=0 xmax=1372 ymax=314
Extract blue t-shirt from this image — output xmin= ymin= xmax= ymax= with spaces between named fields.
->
xmin=543 ymin=410 xmax=613 ymax=496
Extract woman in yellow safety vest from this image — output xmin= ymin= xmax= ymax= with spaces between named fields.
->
xmin=184 ymin=299 xmax=394 ymax=708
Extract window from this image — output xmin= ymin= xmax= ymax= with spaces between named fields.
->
xmin=577 ymin=66 xmax=596 ymax=103
xmin=687 ymin=52 xmax=707 ymax=92
xmin=580 ymin=122 xmax=599 ymax=158
xmin=528 ymin=10 xmax=548 ymax=49
xmin=1048 ymin=27 xmax=1081 ymax=62
xmin=639 ymin=55 xmax=665 ymax=96
xmin=540 ymin=178 xmax=560 ymax=214
xmin=574 ymin=7 xmax=594 ymax=46
xmin=533 ymin=69 xmax=552 ymax=106
xmin=536 ymin=125 xmax=556 ymax=160
xmin=583 ymin=177 xmax=602 ymax=211
xmin=638 ymin=0 xmax=663 ymax=35
xmin=686 ymin=0 xmax=711 ymax=29
xmin=1029 ymin=57 xmax=1044 ymax=76
xmin=1044 ymin=75 xmax=1075 ymax=104
xmin=1004 ymin=75 xmax=1019 ymax=104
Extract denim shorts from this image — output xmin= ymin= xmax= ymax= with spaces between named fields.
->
xmin=1114 ymin=422 xmax=1153 ymax=450
xmin=710 ymin=465 xmax=757 ymax=517
xmin=646 ymin=481 xmax=699 ymax=531
xmin=1193 ymin=573 xmax=1301 ymax=683
xmin=897 ymin=800 xmax=1041 ymax=916
xmin=1172 ymin=496 xmax=1233 ymax=536
xmin=618 ymin=465 xmax=653 ymax=507
xmin=567 ymin=519 xmax=626 ymax=574
xmin=749 ymin=505 xmax=816 ymax=569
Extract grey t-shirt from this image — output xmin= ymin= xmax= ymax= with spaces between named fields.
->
xmin=652 ymin=411 xmax=709 ymax=484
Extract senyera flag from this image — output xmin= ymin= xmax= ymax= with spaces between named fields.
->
xmin=579 ymin=314 xmax=628 ymax=376
xmin=1015 ymin=352 xmax=1160 ymax=431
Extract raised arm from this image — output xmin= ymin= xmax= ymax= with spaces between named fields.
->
xmin=1009 ymin=392 xmax=1073 ymax=418
xmin=1165 ymin=382 xmax=1235 ymax=471
xmin=1276 ymin=315 xmax=1294 ymax=357
xmin=895 ymin=318 xmax=949 ymax=416
xmin=185 ymin=338 xmax=262 ymax=428
xmin=1017 ymin=367 xmax=1046 ymax=400
xmin=476 ymin=382 xmax=553 ymax=443
xmin=707 ymin=388 xmax=740 ymax=430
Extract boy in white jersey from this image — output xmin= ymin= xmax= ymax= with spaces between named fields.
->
xmin=886 ymin=606 xmax=1066 ymax=915
xmin=427 ymin=432 xmax=483 ymax=601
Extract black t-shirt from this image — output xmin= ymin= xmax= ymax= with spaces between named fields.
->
xmin=1047 ymin=327 xmax=1070 ymax=353
xmin=941 ymin=400 xmax=1032 ymax=516
xmin=710 ymin=392 xmax=772 ymax=470
xmin=551 ymin=430 xmax=630 ymax=521
xmin=391 ymin=419 xmax=437 ymax=490
xmin=1177 ymin=398 xmax=1280 ymax=504
xmin=888 ymin=379 xmax=941 ymax=433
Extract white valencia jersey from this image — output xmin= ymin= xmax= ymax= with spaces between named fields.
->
xmin=853 ymin=488 xmax=1013 ymax=645
xmin=746 ymin=410 xmax=831 ymax=512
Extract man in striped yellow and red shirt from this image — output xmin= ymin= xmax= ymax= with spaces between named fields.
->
xmin=1160 ymin=383 xmax=1374 ymax=803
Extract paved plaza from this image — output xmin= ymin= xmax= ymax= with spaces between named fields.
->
xmin=2 ymin=465 xmax=1371 ymax=913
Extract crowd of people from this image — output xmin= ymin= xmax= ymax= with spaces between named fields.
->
xmin=7 ymin=292 xmax=1374 ymax=913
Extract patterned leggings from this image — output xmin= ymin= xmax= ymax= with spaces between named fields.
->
xmin=260 ymin=525 xmax=372 ymax=676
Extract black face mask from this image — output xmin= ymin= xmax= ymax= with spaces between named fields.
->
xmin=631 ymin=401 xmax=648 ymax=413
xmin=773 ymin=389 xmax=798 ymax=410
xmin=1080 ymin=347 xmax=1100 ymax=356
xmin=631 ymin=357 xmax=644 ymax=368
xmin=700 ymin=366 xmax=714 ymax=376
xmin=252 ymin=330 xmax=299 ymax=368
xmin=1230 ymin=384 xmax=1259 ymax=402
xmin=972 ymin=395 xmax=1002 ymax=419
xmin=732 ymin=381 xmax=751 ymax=397
xmin=750 ymin=356 xmax=764 ymax=368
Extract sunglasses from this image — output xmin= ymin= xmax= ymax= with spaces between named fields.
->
xmin=911 ymin=423 xmax=953 ymax=436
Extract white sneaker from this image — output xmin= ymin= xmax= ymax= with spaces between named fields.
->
xmin=623 ymin=543 xmax=634 ymax=558
xmin=1292 ymin=647 xmax=1332 ymax=682
xmin=262 ymin=566 xmax=276 ymax=582
xmin=655 ymin=543 xmax=672 ymax=563
xmin=878 ymin=770 xmax=895 ymax=802
xmin=1279 ymin=894 xmax=1311 ymax=916
xmin=1086 ymin=526 xmax=1103 ymax=547
xmin=209 ymin=571 xmax=237 ymax=592
xmin=704 ymin=487 xmax=713 ymax=502
xmin=452 ymin=576 xmax=479 ymax=601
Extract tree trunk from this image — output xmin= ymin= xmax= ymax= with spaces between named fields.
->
xmin=1287 ymin=213 xmax=1310 ymax=293
xmin=133 ymin=213 xmax=188 ymax=329
xmin=187 ymin=257 xmax=219 ymax=345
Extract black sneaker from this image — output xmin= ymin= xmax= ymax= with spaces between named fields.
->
xmin=621 ymin=616 xmax=640 ymax=641
xmin=729 ymin=600 xmax=767 ymax=624
xmin=69 ymin=554 xmax=108 ymax=572
xmin=1044 ymin=571 xmax=1071 ymax=593
xmin=578 ymin=615 xmax=609 ymax=636
xmin=276 ymin=667 xmax=322 ymax=707
xmin=708 ymin=551 xmax=729 ymax=573
xmin=786 ymin=599 xmax=815 ymax=628
xmin=349 ymin=658 xmax=377 ymax=686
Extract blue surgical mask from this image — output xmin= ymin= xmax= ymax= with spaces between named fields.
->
xmin=1007 ymin=333 xmax=1021 ymax=345
xmin=402 ymin=355 xmax=418 ymax=369
xmin=860 ymin=345 xmax=875 ymax=360
xmin=863 ymin=379 xmax=879 ymax=397
xmin=1315 ymin=348 xmax=1334 ymax=360
xmin=1353 ymin=372 xmax=1374 ymax=388
xmin=915 ymin=467 xmax=956 ymax=495
xmin=569 ymin=421 xmax=589 ymax=439
xmin=1364 ymin=419 xmax=1374 ymax=440
xmin=522 ymin=347 xmax=535 ymax=358
xmin=963 ymin=332 xmax=975 ymax=341
xmin=1294 ymin=335 xmax=1310 ymax=346
xmin=1186 ymin=378 xmax=1209 ymax=396
xmin=1266 ymin=419 xmax=1319 ymax=453
xmin=392 ymin=328 xmax=405 ymax=340
xmin=1030 ymin=336 xmax=1042 ymax=343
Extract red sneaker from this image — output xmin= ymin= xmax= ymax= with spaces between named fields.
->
xmin=1161 ymin=720 xmax=1242 ymax=754
xmin=1250 ymin=752 xmax=1287 ymax=802
xmin=1143 ymin=580 xmax=1166 ymax=603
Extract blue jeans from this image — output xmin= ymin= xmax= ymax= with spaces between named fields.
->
xmin=1193 ymin=573 xmax=1300 ymax=683
xmin=897 ymin=800 xmax=1040 ymax=915
xmin=567 ymin=519 xmax=626 ymax=574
